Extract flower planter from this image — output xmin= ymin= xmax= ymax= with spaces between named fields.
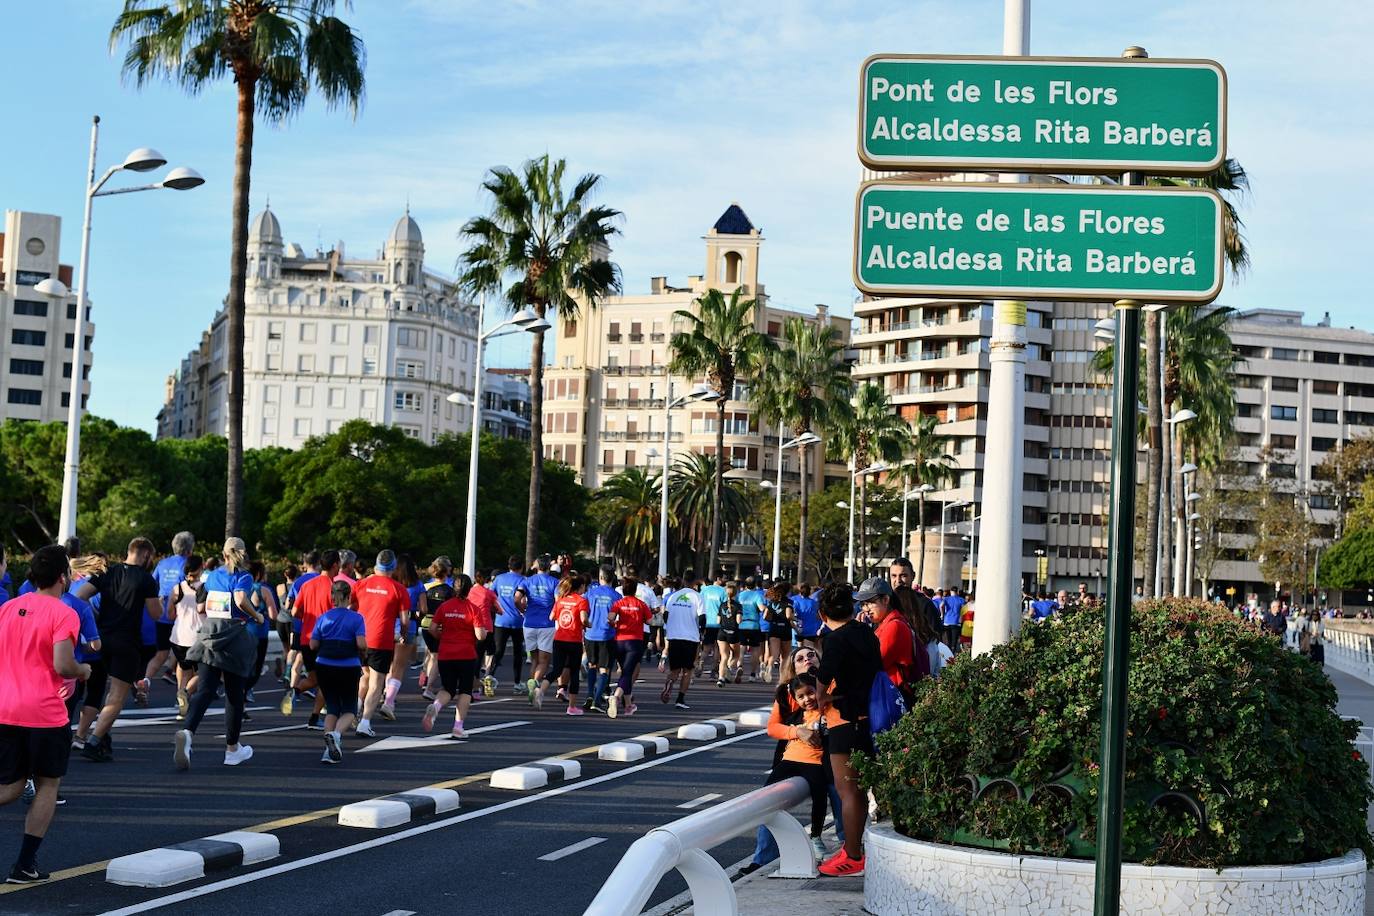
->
xmin=863 ymin=822 xmax=1366 ymax=915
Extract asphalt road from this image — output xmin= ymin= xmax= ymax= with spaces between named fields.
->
xmin=0 ymin=664 xmax=788 ymax=916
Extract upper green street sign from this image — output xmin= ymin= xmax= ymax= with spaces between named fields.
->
xmin=859 ymin=55 xmax=1226 ymax=174
xmin=853 ymin=181 xmax=1224 ymax=302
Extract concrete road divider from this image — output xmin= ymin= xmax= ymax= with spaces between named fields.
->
xmin=676 ymin=718 xmax=738 ymax=741
xmin=598 ymin=735 xmax=671 ymax=762
xmin=107 ymin=831 xmax=279 ymax=888
xmin=737 ymin=706 xmax=772 ymax=727
xmin=491 ymin=757 xmax=582 ymax=790
xmin=338 ymin=787 xmax=461 ymax=828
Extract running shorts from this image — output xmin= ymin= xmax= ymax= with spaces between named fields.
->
xmin=738 ymin=629 xmax=762 ymax=649
xmin=422 ymin=630 xmax=440 ymax=653
xmin=315 ymin=664 xmax=361 ymax=719
xmin=583 ymin=638 xmax=613 ymax=670
xmin=666 ymin=639 xmax=698 ymax=671
xmin=100 ymin=637 xmax=142 ymax=684
xmin=703 ymin=627 xmax=720 ymax=644
xmin=0 ymin=724 xmax=72 ymax=782
xmin=299 ymin=646 xmax=318 ymax=673
xmin=438 ymin=658 xmax=478 ymax=697
xmin=364 ymin=648 xmax=394 ymax=674
xmin=523 ymin=626 xmax=554 ymax=654
xmin=826 ymin=719 xmax=874 ymax=757
xmin=155 ymin=622 xmax=174 ymax=651
xmin=171 ymin=644 xmax=196 ymax=672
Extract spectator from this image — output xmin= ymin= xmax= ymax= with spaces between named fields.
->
xmin=856 ymin=577 xmax=926 ymax=701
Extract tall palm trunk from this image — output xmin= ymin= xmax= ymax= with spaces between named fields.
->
xmin=1143 ymin=310 xmax=1163 ymax=596
xmin=708 ymin=397 xmax=726 ymax=577
xmin=225 ymin=78 xmax=255 ymax=539
xmin=797 ymin=434 xmax=810 ymax=586
xmin=859 ymin=472 xmax=869 ymax=577
xmin=916 ymin=490 xmax=928 ymax=585
xmin=525 ymin=307 xmax=547 ymax=567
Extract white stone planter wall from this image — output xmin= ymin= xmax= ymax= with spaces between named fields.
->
xmin=863 ymin=822 xmax=1366 ymax=915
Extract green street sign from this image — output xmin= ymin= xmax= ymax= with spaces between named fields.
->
xmin=853 ymin=181 xmax=1224 ymax=302
xmin=859 ymin=55 xmax=1226 ymax=173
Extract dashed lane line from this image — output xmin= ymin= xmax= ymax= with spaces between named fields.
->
xmin=537 ymin=836 xmax=607 ymax=861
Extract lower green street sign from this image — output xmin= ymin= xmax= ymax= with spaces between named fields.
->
xmin=853 ymin=181 xmax=1224 ymax=302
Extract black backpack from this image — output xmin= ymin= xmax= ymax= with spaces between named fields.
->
xmin=422 ymin=580 xmax=454 ymax=628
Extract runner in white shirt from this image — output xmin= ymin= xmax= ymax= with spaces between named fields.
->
xmin=659 ymin=578 xmax=703 ymax=709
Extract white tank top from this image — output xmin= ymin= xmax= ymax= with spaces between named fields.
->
xmin=170 ymin=580 xmax=204 ymax=647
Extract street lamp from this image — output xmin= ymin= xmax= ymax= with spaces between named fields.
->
xmin=654 ymin=383 xmax=722 ymax=577
xmin=765 ymin=430 xmax=820 ymax=580
xmin=448 ymin=299 xmax=548 ymax=577
xmin=844 ymin=460 xmax=887 ymax=582
xmin=51 ymin=116 xmax=202 ymax=542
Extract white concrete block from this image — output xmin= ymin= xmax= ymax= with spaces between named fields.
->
xmin=599 ymin=741 xmax=646 ymax=762
xmin=704 ymin=718 xmax=737 ymax=734
xmin=738 ymin=707 xmax=772 ymax=727
xmin=206 ymin=831 xmax=279 ymax=865
xmin=632 ymin=735 xmax=670 ymax=753
xmin=677 ymin=723 xmax=720 ymax=740
xmin=338 ymin=798 xmax=413 ymax=829
xmin=106 ymin=849 xmax=207 ymax=888
xmin=404 ymin=787 xmax=461 ymax=814
xmin=492 ymin=765 xmax=548 ymax=790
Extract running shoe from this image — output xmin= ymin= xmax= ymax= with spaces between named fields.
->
xmin=161 ymin=672 xmax=178 ymax=687
xmin=482 ymin=675 xmax=496 ymax=698
xmin=325 ymin=732 xmax=343 ymax=764
xmin=70 ymin=736 xmax=86 ymax=750
xmin=21 ymin=781 xmax=34 ymax=803
xmin=134 ymin=678 xmax=151 ymax=707
xmin=625 ymin=703 xmax=639 ymax=717
xmin=451 ymin=721 xmax=467 ymax=739
xmin=733 ymin=862 xmax=761 ymax=880
xmin=173 ymin=729 xmax=192 ymax=770
xmin=356 ymin=722 xmax=376 ymax=738
xmin=817 ymin=850 xmax=865 ymax=877
xmin=176 ymin=688 xmax=190 ymax=718
xmin=675 ymin=701 xmax=691 ymax=710
xmin=525 ymin=678 xmax=538 ymax=705
xmin=417 ymin=673 xmax=428 ymax=688
xmin=716 ymin=678 xmax=725 ymax=688
xmin=305 ymin=714 xmax=323 ymax=731
xmin=422 ymin=703 xmax=438 ymax=733
xmin=734 ymin=669 xmax=743 ymax=684
xmin=245 ymin=690 xmax=256 ymax=703
xmin=378 ymin=703 xmax=397 ymax=721
xmin=512 ymin=684 xmax=525 ymax=695
xmin=659 ymin=682 xmax=673 ymax=704
xmin=566 ymin=705 xmax=585 ymax=717
xmin=607 ymin=695 xmax=619 ymax=719
xmin=555 ymin=687 xmax=567 ymax=703
xmin=6 ymin=864 xmax=49 ymax=884
xmin=421 ymin=689 xmax=437 ymax=702
xmin=81 ymin=736 xmax=112 ymax=763
xmin=223 ymin=745 xmax=253 ymax=766
xmin=320 ymin=748 xmax=335 ymax=765
xmin=242 ymin=711 xmax=253 ymax=723
xmin=279 ymin=691 xmax=294 ymax=716
xmin=532 ymin=686 xmax=543 ymax=710
xmin=301 ymin=688 xmax=316 ymax=699
xmin=810 ymin=837 xmax=828 ymax=859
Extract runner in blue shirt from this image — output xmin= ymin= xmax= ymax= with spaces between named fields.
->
xmin=942 ymin=589 xmax=966 ymax=649
xmin=62 ymin=569 xmax=103 ymax=726
xmin=737 ymin=577 xmax=764 ymax=681
xmin=144 ymin=532 xmax=195 ymax=697
xmin=490 ymin=556 xmax=527 ymax=692
xmin=584 ymin=566 xmax=620 ymax=712
xmin=791 ymin=584 xmax=821 ymax=646
xmin=699 ymin=573 xmax=727 ymax=676
xmin=310 ymin=580 xmax=368 ymax=764
xmin=284 ymin=551 xmax=323 ymax=689
xmin=516 ymin=554 xmax=560 ymax=707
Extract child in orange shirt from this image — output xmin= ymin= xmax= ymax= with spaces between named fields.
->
xmin=765 ymin=672 xmax=842 ymax=845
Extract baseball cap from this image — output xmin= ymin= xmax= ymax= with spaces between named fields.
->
xmin=855 ymin=577 xmax=894 ymax=602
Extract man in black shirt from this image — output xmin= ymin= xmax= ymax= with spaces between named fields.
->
xmin=75 ymin=537 xmax=160 ymax=763
xmin=815 ymin=582 xmax=882 ymax=878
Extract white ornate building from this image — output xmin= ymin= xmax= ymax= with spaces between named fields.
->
xmin=158 ymin=207 xmax=483 ymax=447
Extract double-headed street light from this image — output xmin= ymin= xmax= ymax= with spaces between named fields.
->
xmin=646 ymin=383 xmax=721 ymax=578
xmin=40 ymin=117 xmax=203 ymax=542
xmin=844 ymin=460 xmax=887 ymax=582
xmin=447 ymin=300 xmax=549 ymax=577
xmin=760 ymin=430 xmax=821 ymax=580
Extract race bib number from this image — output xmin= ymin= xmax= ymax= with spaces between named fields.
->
xmin=205 ymin=590 xmax=233 ymax=620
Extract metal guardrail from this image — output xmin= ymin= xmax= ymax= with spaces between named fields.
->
xmin=583 ymin=776 xmax=816 ymax=916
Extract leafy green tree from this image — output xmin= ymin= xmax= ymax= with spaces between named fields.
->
xmin=752 ymin=317 xmax=853 ymax=585
xmin=668 ymin=452 xmax=752 ymax=574
xmin=668 ymin=287 xmax=775 ymax=576
xmin=593 ymin=467 xmax=662 ymax=574
xmin=1320 ymin=529 xmax=1374 ymax=591
xmin=897 ymin=412 xmax=957 ymax=584
xmin=458 ymin=155 xmax=621 ymax=567
xmin=769 ymin=482 xmax=853 ymax=584
xmin=827 ymin=382 xmax=911 ymax=575
xmin=1315 ymin=433 xmax=1374 ymax=538
xmin=111 ymin=0 xmax=366 ymax=539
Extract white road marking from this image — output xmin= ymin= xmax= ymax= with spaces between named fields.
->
xmin=112 ymin=707 xmax=270 ymax=729
xmin=98 ymin=728 xmax=765 ymax=915
xmin=356 ymin=720 xmax=530 ymax=753
xmin=537 ymin=836 xmax=607 ymax=861
xmin=377 ymin=911 xmax=416 ymax=916
xmin=676 ymin=793 xmax=722 ymax=809
xmin=219 ymin=724 xmax=307 ymax=738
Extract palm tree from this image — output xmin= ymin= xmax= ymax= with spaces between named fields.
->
xmin=668 ymin=287 xmax=775 ymax=576
xmin=458 ymin=156 xmax=621 ymax=565
xmin=597 ymin=467 xmax=662 ymax=574
xmin=828 ymin=382 xmax=911 ymax=576
xmin=668 ymin=452 xmax=752 ymax=573
xmin=111 ymin=1 xmax=366 ymax=539
xmin=753 ymin=317 xmax=853 ymax=585
xmin=897 ymin=412 xmax=957 ymax=584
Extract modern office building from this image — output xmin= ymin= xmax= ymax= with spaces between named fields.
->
xmin=1 ymin=210 xmax=93 ymax=422
xmin=540 ymin=203 xmax=851 ymax=572
xmin=158 ymin=207 xmax=480 ymax=448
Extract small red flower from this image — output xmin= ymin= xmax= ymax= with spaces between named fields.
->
xmin=1158 ymin=706 xmax=1168 ymax=721
xmin=1354 ymin=750 xmax=1362 ymax=761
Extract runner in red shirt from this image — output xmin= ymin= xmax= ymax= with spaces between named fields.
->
xmin=282 ymin=550 xmax=341 ymax=730
xmin=422 ymin=574 xmax=487 ymax=739
xmin=607 ymin=578 xmax=651 ymax=719
xmin=549 ymin=575 xmax=590 ymax=716
xmin=352 ymin=551 xmax=412 ymax=736
xmin=468 ymin=570 xmax=499 ymax=697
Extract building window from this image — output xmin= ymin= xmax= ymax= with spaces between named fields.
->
xmin=9 ymin=359 xmax=43 ymax=376
xmin=364 ymin=325 xmax=380 ymax=344
xmin=264 ymin=385 xmax=280 ymax=403
xmin=1271 ymin=377 xmax=1299 ymax=392
xmin=298 ymin=354 xmax=316 ymax=373
xmin=608 ymin=322 xmax=620 ymax=342
xmin=61 ymin=362 xmax=91 ymax=380
xmin=395 ymin=391 xmax=422 ymax=412
xmin=330 ymin=355 xmax=347 ymax=374
xmin=400 ymin=425 xmax=421 ymax=439
xmin=1310 ymin=493 xmax=1337 ymax=510
xmin=295 ymin=386 xmax=313 ymax=407
xmin=767 ymin=320 xmax=782 ymax=337
xmin=10 ymin=329 xmax=45 ymax=346
xmin=397 ymin=327 xmax=427 ymax=349
xmin=294 ymin=418 xmax=312 ymax=437
xmin=1313 ymin=379 xmax=1340 ymax=395
xmin=397 ymin=360 xmax=424 ymax=379
xmin=268 ymin=321 xmax=284 ymax=340
xmin=1268 ymin=434 xmax=1296 ymax=450
xmin=266 ymin=353 xmax=281 ymax=371
xmin=1312 ymin=436 xmax=1337 ymax=452
xmin=1270 ymin=347 xmax=1300 ymax=361
xmin=7 ymin=389 xmax=42 ymax=405
xmin=1270 ymin=405 xmax=1298 ymax=421
xmin=1312 ymin=408 xmax=1338 ymax=423
xmin=564 ymin=319 xmax=577 ymax=338
xmin=59 ymin=393 xmax=88 ymax=409
xmin=1347 ymin=411 xmax=1374 ymax=426
xmin=299 ymin=323 xmax=317 ymax=343
xmin=332 ymin=323 xmax=348 ymax=344
xmin=362 ymin=357 xmax=378 ymax=375
xmin=1314 ymin=350 xmax=1340 ymax=365
xmin=13 ymin=299 xmax=48 ymax=317
xmin=328 ymin=387 xmax=345 ymax=408
xmin=1237 ymin=403 xmax=1256 ymax=418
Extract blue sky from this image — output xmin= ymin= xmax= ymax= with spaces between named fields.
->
xmin=3 ymin=1 xmax=1370 ymax=433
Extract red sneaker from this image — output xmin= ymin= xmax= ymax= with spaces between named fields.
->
xmin=818 ymin=849 xmax=865 ymax=877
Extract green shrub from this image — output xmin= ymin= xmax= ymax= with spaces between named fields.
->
xmin=856 ymin=598 xmax=1374 ymax=868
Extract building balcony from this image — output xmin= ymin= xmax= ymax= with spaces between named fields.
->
xmin=601 ymin=365 xmax=664 ymax=377
xmin=650 ymin=333 xmax=665 ymax=342
xmin=600 ymin=430 xmax=683 ymax=442
xmin=628 ymin=333 xmax=644 ymax=342
xmin=602 ymin=398 xmax=666 ymax=409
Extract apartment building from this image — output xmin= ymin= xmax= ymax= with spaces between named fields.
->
xmin=1 ymin=210 xmax=92 ymax=422
xmin=158 ymin=207 xmax=480 ymax=448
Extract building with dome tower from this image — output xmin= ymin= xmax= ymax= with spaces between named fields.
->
xmin=156 ymin=207 xmax=500 ymax=448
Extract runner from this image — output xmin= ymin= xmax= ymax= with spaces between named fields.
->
xmin=489 ymin=557 xmax=527 ymax=692
xmin=549 ymin=574 xmax=589 ymax=715
xmin=716 ymin=580 xmax=742 ymax=686
xmin=515 ymin=554 xmax=558 ymax=709
xmin=69 ymin=552 xmax=110 ymax=748
xmin=737 ymin=576 xmax=764 ymax=681
xmin=583 ymin=565 xmax=619 ymax=713
xmin=61 ymin=557 xmax=103 ymax=741
xmin=791 ymin=584 xmax=821 ymax=648
xmin=0 ymin=545 xmax=90 ymax=884
xmin=423 ymin=573 xmax=485 ymax=739
xmin=283 ymin=551 xmax=323 ymax=691
xmin=660 ymin=577 xmax=702 ymax=709
xmin=353 ymin=550 xmax=412 ymax=735
xmin=282 ymin=550 xmax=340 ymax=731
xmin=386 ymin=554 xmax=426 ymax=711
xmin=245 ymin=561 xmax=278 ymax=704
xmin=75 ymin=537 xmax=161 ymax=763
xmin=698 ymin=572 xmax=727 ymax=676
xmin=309 ymin=579 xmax=367 ymax=763
xmin=467 ymin=567 xmax=498 ymax=697
xmin=336 ymin=550 xmax=359 ymax=586
xmin=624 ymin=564 xmax=662 ymax=659
xmin=607 ymin=576 xmax=652 ymax=719
xmin=167 ymin=556 xmax=206 ymax=720
xmin=174 ymin=538 xmax=266 ymax=770
xmin=420 ymin=558 xmax=456 ymax=701
xmin=274 ymin=562 xmax=299 ymax=682
xmin=762 ymin=583 xmax=794 ymax=683
xmin=145 ymin=531 xmax=194 ymax=695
